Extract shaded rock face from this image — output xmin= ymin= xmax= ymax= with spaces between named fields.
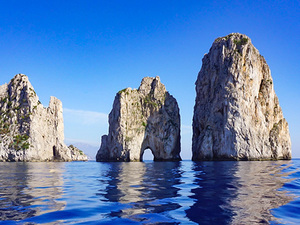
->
xmin=192 ymin=33 xmax=291 ymax=160
xmin=96 ymin=76 xmax=181 ymax=162
xmin=0 ymin=74 xmax=87 ymax=161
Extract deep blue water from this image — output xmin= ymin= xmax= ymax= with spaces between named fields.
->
xmin=0 ymin=160 xmax=300 ymax=224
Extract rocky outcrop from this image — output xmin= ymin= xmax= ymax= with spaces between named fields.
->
xmin=0 ymin=74 xmax=88 ymax=161
xmin=67 ymin=144 xmax=87 ymax=161
xmin=192 ymin=33 xmax=291 ymax=160
xmin=96 ymin=76 xmax=181 ymax=162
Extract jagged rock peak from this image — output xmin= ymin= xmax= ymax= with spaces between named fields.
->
xmin=96 ymin=76 xmax=181 ymax=162
xmin=192 ymin=33 xmax=291 ymax=161
xmin=0 ymin=74 xmax=88 ymax=162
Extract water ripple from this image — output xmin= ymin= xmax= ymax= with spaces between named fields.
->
xmin=0 ymin=160 xmax=299 ymax=224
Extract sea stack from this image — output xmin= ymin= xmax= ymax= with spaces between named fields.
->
xmin=192 ymin=33 xmax=291 ymax=160
xmin=96 ymin=76 xmax=181 ymax=162
xmin=0 ymin=74 xmax=88 ymax=161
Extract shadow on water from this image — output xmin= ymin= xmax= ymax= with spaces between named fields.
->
xmin=186 ymin=161 xmax=295 ymax=225
xmin=186 ymin=161 xmax=239 ymax=224
xmin=99 ymin=161 xmax=182 ymax=224
xmin=0 ymin=162 xmax=65 ymax=222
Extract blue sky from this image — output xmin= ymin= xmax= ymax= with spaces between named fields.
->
xmin=0 ymin=0 xmax=299 ymax=159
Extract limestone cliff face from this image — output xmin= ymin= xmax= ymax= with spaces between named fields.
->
xmin=0 ymin=74 xmax=87 ymax=161
xmin=192 ymin=33 xmax=291 ymax=160
xmin=96 ymin=76 xmax=181 ymax=162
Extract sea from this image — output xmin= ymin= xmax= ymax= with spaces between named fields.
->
xmin=0 ymin=160 xmax=300 ymax=225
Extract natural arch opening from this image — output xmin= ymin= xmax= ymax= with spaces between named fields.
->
xmin=141 ymin=148 xmax=154 ymax=161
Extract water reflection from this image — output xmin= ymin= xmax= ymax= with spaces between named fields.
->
xmin=229 ymin=161 xmax=294 ymax=224
xmin=186 ymin=161 xmax=239 ymax=224
xmin=100 ymin=161 xmax=182 ymax=223
xmin=186 ymin=161 xmax=294 ymax=225
xmin=0 ymin=160 xmax=295 ymax=223
xmin=0 ymin=162 xmax=65 ymax=221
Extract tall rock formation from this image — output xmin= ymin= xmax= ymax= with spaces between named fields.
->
xmin=0 ymin=74 xmax=87 ymax=161
xmin=192 ymin=33 xmax=291 ymax=160
xmin=96 ymin=76 xmax=181 ymax=162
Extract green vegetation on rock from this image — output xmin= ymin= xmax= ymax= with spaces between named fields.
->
xmin=10 ymin=134 xmax=30 ymax=151
xmin=144 ymin=94 xmax=158 ymax=107
xmin=118 ymin=88 xmax=127 ymax=95
xmin=234 ymin=38 xmax=248 ymax=46
xmin=142 ymin=121 xmax=147 ymax=128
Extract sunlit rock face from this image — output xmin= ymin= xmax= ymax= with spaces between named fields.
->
xmin=0 ymin=74 xmax=87 ymax=161
xmin=96 ymin=76 xmax=181 ymax=162
xmin=192 ymin=33 xmax=291 ymax=160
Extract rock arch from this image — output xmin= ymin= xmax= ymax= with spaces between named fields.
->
xmin=140 ymin=147 xmax=154 ymax=161
xmin=96 ymin=76 xmax=181 ymax=162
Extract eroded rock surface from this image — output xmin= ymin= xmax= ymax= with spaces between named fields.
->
xmin=192 ymin=33 xmax=291 ymax=160
xmin=0 ymin=74 xmax=87 ymax=161
xmin=96 ymin=76 xmax=181 ymax=161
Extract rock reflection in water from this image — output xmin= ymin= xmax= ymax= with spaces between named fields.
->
xmin=186 ymin=161 xmax=239 ymax=224
xmin=229 ymin=161 xmax=294 ymax=224
xmin=186 ymin=161 xmax=294 ymax=225
xmin=102 ymin=162 xmax=182 ymax=223
xmin=0 ymin=162 xmax=65 ymax=221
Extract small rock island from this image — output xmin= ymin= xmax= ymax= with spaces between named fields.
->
xmin=96 ymin=76 xmax=181 ymax=162
xmin=0 ymin=74 xmax=87 ymax=161
xmin=192 ymin=33 xmax=291 ymax=160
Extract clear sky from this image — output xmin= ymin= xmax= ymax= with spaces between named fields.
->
xmin=0 ymin=0 xmax=299 ymax=159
